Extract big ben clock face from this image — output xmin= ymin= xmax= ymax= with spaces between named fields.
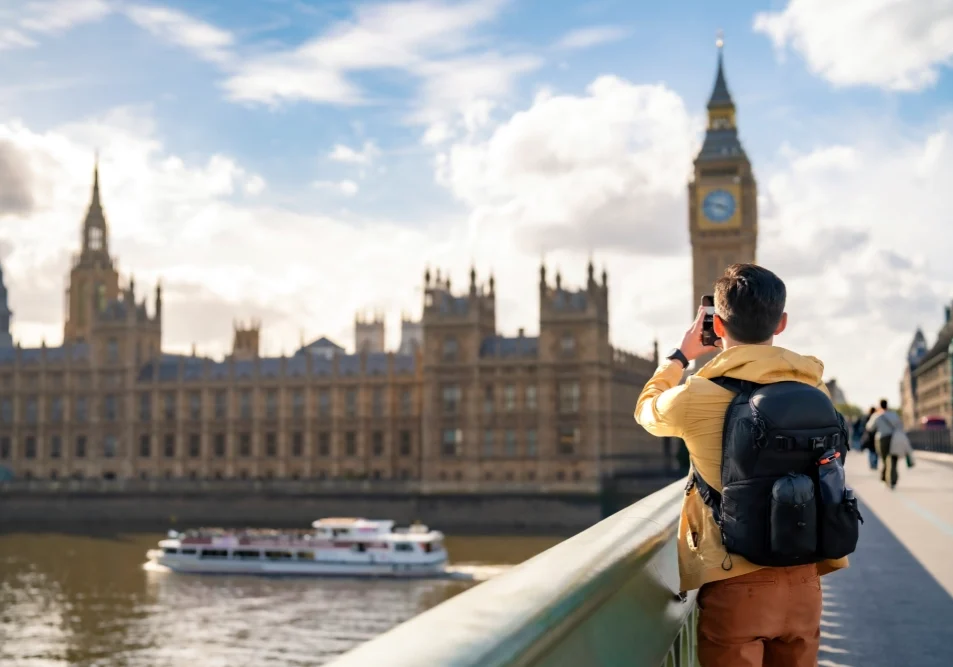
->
xmin=702 ymin=189 xmax=736 ymax=223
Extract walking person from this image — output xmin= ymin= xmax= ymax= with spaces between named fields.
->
xmin=857 ymin=407 xmax=878 ymax=470
xmin=866 ymin=399 xmax=911 ymax=489
xmin=636 ymin=264 xmax=857 ymax=667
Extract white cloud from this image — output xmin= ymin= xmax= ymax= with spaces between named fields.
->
xmin=329 ymin=141 xmax=380 ymax=165
xmin=19 ymin=0 xmax=111 ymax=34
xmin=220 ymin=0 xmax=539 ymax=137
xmin=754 ymin=0 xmax=953 ymax=91
xmin=0 ymin=0 xmax=109 ymax=51
xmin=123 ymin=4 xmax=235 ymax=65
xmin=555 ymin=26 xmax=629 ymax=51
xmin=437 ymin=76 xmax=699 ymax=256
xmin=313 ymin=179 xmax=359 ymax=196
xmin=756 ymin=120 xmax=953 ymax=407
xmin=243 ymin=174 xmax=266 ymax=196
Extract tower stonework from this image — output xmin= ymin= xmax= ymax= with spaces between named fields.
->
xmin=64 ymin=159 xmax=121 ymax=344
xmin=689 ymin=40 xmax=758 ymax=320
xmin=355 ymin=312 xmax=385 ymax=354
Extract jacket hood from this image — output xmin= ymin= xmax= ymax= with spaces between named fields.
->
xmin=695 ymin=345 xmax=825 ymax=387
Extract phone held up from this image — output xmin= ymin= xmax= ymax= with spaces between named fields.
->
xmin=701 ymin=295 xmax=720 ymax=347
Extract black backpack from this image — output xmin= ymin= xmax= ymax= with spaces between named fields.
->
xmin=689 ymin=377 xmax=863 ymax=568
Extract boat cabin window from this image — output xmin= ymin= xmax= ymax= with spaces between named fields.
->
xmin=422 ymin=543 xmax=432 ymax=553
xmin=297 ymin=551 xmax=315 ymax=560
xmin=332 ymin=528 xmax=348 ymax=537
xmin=200 ymin=549 xmax=229 ymax=559
xmin=163 ymin=547 xmax=179 ymax=555
xmin=394 ymin=543 xmax=415 ymax=552
xmin=352 ymin=543 xmax=367 ymax=553
xmin=181 ymin=549 xmax=197 ymax=555
xmin=234 ymin=550 xmax=261 ymax=560
xmin=265 ymin=551 xmax=293 ymax=560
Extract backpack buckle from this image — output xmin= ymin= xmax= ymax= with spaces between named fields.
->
xmin=810 ymin=436 xmax=829 ymax=450
xmin=775 ymin=435 xmax=796 ymax=450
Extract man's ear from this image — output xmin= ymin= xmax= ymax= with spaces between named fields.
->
xmin=774 ymin=312 xmax=788 ymax=336
xmin=713 ymin=314 xmax=727 ymax=338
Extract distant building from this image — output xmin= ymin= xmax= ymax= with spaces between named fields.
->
xmin=900 ymin=329 xmax=928 ymax=428
xmin=0 ymin=161 xmax=659 ymax=487
xmin=904 ymin=307 xmax=953 ymax=429
xmin=824 ymin=379 xmax=847 ymax=406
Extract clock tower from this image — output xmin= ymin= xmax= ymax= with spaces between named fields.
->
xmin=689 ymin=37 xmax=757 ymax=319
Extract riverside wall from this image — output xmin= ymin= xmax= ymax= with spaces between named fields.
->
xmin=0 ymin=478 xmax=673 ymax=533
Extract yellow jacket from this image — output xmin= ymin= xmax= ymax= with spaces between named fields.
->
xmin=635 ymin=345 xmax=849 ymax=592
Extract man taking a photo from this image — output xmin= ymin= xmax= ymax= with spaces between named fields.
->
xmin=636 ymin=264 xmax=851 ymax=667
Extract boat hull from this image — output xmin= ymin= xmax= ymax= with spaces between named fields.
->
xmin=151 ymin=554 xmax=448 ymax=578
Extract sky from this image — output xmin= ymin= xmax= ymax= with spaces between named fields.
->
xmin=0 ymin=0 xmax=952 ymax=409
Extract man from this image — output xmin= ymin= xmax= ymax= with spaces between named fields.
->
xmin=866 ymin=399 xmax=907 ymax=488
xmin=635 ymin=264 xmax=848 ymax=667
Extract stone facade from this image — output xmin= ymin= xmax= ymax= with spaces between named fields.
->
xmin=0 ymin=163 xmax=659 ymax=490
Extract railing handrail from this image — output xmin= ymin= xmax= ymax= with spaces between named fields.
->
xmin=327 ymin=479 xmax=693 ymax=667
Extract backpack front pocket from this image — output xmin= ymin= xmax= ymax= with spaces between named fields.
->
xmin=769 ymin=473 xmax=817 ymax=561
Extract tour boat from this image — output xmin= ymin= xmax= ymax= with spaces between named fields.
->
xmin=146 ymin=518 xmax=449 ymax=578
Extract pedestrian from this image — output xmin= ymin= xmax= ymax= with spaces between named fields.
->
xmin=636 ymin=264 xmax=856 ymax=667
xmin=857 ymin=407 xmax=878 ymax=470
xmin=865 ymin=399 xmax=911 ymax=489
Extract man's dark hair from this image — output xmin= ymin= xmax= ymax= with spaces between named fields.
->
xmin=868 ymin=407 xmax=877 ymax=415
xmin=880 ymin=399 xmax=888 ymax=410
xmin=714 ymin=264 xmax=786 ymax=344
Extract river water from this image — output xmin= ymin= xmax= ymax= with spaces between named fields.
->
xmin=0 ymin=532 xmax=562 ymax=666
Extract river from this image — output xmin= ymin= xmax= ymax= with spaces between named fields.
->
xmin=0 ymin=531 xmax=563 ymax=666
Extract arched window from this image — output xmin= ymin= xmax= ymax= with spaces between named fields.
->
xmin=89 ymin=227 xmax=103 ymax=250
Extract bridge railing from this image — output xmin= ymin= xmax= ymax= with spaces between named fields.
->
xmin=327 ymin=479 xmax=697 ymax=667
xmin=908 ymin=429 xmax=952 ymax=454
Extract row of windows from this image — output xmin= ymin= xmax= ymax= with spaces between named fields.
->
xmin=14 ymin=467 xmax=583 ymax=483
xmin=15 ymin=468 xmax=418 ymax=482
xmin=0 ymin=387 xmax=416 ymax=424
xmin=0 ymin=431 xmax=416 ymax=461
xmin=434 ymin=469 xmax=584 ymax=482
xmin=440 ymin=382 xmax=580 ymax=415
xmin=440 ymin=426 xmax=579 ymax=457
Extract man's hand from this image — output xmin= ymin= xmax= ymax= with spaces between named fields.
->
xmin=678 ymin=307 xmax=721 ymax=361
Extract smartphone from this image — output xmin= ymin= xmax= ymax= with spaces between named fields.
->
xmin=701 ymin=295 xmax=720 ymax=347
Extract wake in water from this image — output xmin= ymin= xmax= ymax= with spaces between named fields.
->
xmin=143 ymin=560 xmax=512 ymax=582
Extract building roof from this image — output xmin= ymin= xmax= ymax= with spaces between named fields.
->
xmin=708 ymin=50 xmax=734 ymax=109
xmin=480 ymin=335 xmax=539 ymax=359
xmin=0 ymin=343 xmax=90 ymax=366
xmin=135 ymin=351 xmax=416 ymax=382
xmin=297 ymin=336 xmax=344 ymax=354
xmin=697 ymin=128 xmax=747 ymax=162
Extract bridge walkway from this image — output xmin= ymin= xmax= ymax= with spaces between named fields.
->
xmin=819 ymin=452 xmax=953 ymax=667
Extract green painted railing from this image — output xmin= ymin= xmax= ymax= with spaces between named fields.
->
xmin=327 ymin=479 xmax=698 ymax=667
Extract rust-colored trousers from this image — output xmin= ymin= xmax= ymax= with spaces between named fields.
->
xmin=697 ymin=564 xmax=822 ymax=667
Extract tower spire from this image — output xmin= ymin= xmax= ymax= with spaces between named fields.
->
xmin=708 ymin=30 xmax=733 ymax=110
xmin=80 ymin=153 xmax=110 ymax=262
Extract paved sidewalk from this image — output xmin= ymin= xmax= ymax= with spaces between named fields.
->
xmin=816 ymin=453 xmax=953 ymax=667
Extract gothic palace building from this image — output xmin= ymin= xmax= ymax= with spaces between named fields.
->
xmin=0 ymin=45 xmax=754 ymax=490
xmin=0 ymin=164 xmax=660 ymax=488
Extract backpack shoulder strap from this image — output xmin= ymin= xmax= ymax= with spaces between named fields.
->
xmin=709 ymin=376 xmax=759 ymax=397
xmin=687 ymin=470 xmax=723 ymax=525
xmin=690 ymin=376 xmax=761 ymax=526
